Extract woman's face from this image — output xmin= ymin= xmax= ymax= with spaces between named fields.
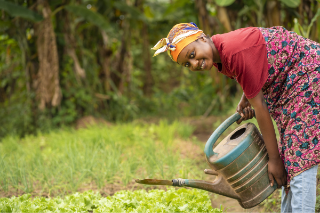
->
xmin=177 ymin=36 xmax=220 ymax=71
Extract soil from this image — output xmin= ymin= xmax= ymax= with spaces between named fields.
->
xmin=75 ymin=115 xmax=112 ymax=129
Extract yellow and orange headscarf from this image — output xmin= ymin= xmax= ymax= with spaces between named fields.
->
xmin=152 ymin=22 xmax=205 ymax=62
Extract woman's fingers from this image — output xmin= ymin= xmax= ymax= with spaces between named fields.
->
xmin=237 ymin=106 xmax=245 ymax=117
xmin=270 ymin=172 xmax=286 ymax=188
xmin=236 ymin=106 xmax=255 ymax=124
xmin=236 ymin=106 xmax=244 ymax=124
xmin=247 ymin=107 xmax=253 ymax=119
xmin=236 ymin=116 xmax=243 ymax=124
xmin=268 ymin=172 xmax=275 ymax=187
xmin=244 ymin=107 xmax=248 ymax=119
xmin=244 ymin=107 xmax=251 ymax=120
xmin=247 ymin=107 xmax=251 ymax=119
xmin=245 ymin=106 xmax=255 ymax=119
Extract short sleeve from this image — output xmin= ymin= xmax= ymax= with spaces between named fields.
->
xmin=230 ymin=44 xmax=268 ymax=99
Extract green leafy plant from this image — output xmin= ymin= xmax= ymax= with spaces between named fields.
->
xmin=280 ymin=0 xmax=300 ymax=8
xmin=0 ymin=189 xmax=224 ymax=213
xmin=215 ymin=0 xmax=235 ymax=7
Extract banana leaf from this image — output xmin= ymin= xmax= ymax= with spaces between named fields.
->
xmin=0 ymin=0 xmax=43 ymax=22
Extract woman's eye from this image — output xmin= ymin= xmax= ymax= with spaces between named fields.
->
xmin=185 ymin=62 xmax=190 ymax=67
xmin=190 ymin=52 xmax=195 ymax=58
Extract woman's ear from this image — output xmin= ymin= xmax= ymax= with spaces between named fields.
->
xmin=199 ymin=36 xmax=207 ymax=42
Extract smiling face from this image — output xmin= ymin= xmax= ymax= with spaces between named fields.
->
xmin=177 ymin=36 xmax=220 ymax=71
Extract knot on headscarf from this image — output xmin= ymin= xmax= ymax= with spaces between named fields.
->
xmin=151 ymin=22 xmax=204 ymax=62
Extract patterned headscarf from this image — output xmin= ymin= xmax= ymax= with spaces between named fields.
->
xmin=152 ymin=22 xmax=205 ymax=62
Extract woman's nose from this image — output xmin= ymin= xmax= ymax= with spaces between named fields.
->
xmin=190 ymin=59 xmax=199 ymax=71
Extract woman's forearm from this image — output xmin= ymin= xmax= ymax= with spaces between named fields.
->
xmin=248 ymin=91 xmax=280 ymax=159
xmin=255 ymin=106 xmax=280 ymax=159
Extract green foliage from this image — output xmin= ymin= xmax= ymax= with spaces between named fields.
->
xmin=0 ymin=189 xmax=223 ymax=213
xmin=0 ymin=0 xmax=316 ymax=139
xmin=262 ymin=190 xmax=281 ymax=212
xmin=316 ymin=194 xmax=320 ymax=213
xmin=65 ymin=5 xmax=109 ymax=31
xmin=293 ymin=7 xmax=320 ymax=38
xmin=215 ymin=0 xmax=236 ymax=7
xmin=0 ymin=35 xmax=35 ymax=138
xmin=0 ymin=0 xmax=43 ymax=22
xmin=105 ymin=94 xmax=139 ymax=121
xmin=0 ymin=121 xmax=205 ymax=196
xmin=280 ymin=0 xmax=301 ymax=8
xmin=113 ymin=1 xmax=145 ymax=21
xmin=56 ymin=57 xmax=96 ymax=125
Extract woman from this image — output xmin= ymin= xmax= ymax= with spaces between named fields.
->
xmin=152 ymin=22 xmax=320 ymax=212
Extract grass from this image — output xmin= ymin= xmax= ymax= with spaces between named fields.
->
xmin=0 ymin=120 xmax=207 ymax=197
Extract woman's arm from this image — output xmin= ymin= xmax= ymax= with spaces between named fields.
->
xmin=247 ymin=90 xmax=287 ymax=187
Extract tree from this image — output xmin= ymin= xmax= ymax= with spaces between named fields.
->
xmin=35 ymin=0 xmax=61 ymax=109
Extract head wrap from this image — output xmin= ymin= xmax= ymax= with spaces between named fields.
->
xmin=151 ymin=22 xmax=204 ymax=62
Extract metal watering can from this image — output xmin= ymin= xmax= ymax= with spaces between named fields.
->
xmin=136 ymin=112 xmax=277 ymax=209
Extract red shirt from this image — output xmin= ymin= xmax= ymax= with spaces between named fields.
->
xmin=211 ymin=27 xmax=268 ymax=99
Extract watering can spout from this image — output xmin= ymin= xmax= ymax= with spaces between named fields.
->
xmin=173 ymin=176 xmax=240 ymax=200
xmin=135 ymin=175 xmax=240 ymax=200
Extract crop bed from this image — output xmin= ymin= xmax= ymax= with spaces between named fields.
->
xmin=0 ymin=188 xmax=223 ymax=213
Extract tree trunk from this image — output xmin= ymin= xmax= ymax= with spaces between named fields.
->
xmin=195 ymin=0 xmax=212 ymax=35
xmin=35 ymin=0 xmax=61 ymax=110
xmin=135 ymin=0 xmax=154 ymax=97
xmin=99 ymin=30 xmax=112 ymax=92
xmin=267 ymin=0 xmax=281 ymax=27
xmin=118 ymin=20 xmax=132 ymax=95
xmin=63 ymin=11 xmax=86 ymax=82
xmin=217 ymin=6 xmax=232 ymax=32
xmin=111 ymin=21 xmax=129 ymax=94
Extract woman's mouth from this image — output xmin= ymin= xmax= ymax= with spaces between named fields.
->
xmin=200 ymin=59 xmax=205 ymax=70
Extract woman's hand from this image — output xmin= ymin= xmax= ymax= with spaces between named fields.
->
xmin=236 ymin=93 xmax=255 ymax=124
xmin=268 ymin=157 xmax=287 ymax=187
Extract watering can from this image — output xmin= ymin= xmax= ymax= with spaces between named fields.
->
xmin=135 ymin=112 xmax=277 ymax=209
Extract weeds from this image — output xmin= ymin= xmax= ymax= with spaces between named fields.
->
xmin=262 ymin=190 xmax=281 ymax=212
xmin=0 ymin=121 xmax=203 ymax=196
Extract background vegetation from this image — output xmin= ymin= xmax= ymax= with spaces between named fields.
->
xmin=1 ymin=0 xmax=320 ymax=211
xmin=1 ymin=0 xmax=320 ymax=138
xmin=0 ymin=121 xmax=204 ymax=197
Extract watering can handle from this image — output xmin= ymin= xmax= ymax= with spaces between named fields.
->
xmin=204 ymin=112 xmax=241 ymax=158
